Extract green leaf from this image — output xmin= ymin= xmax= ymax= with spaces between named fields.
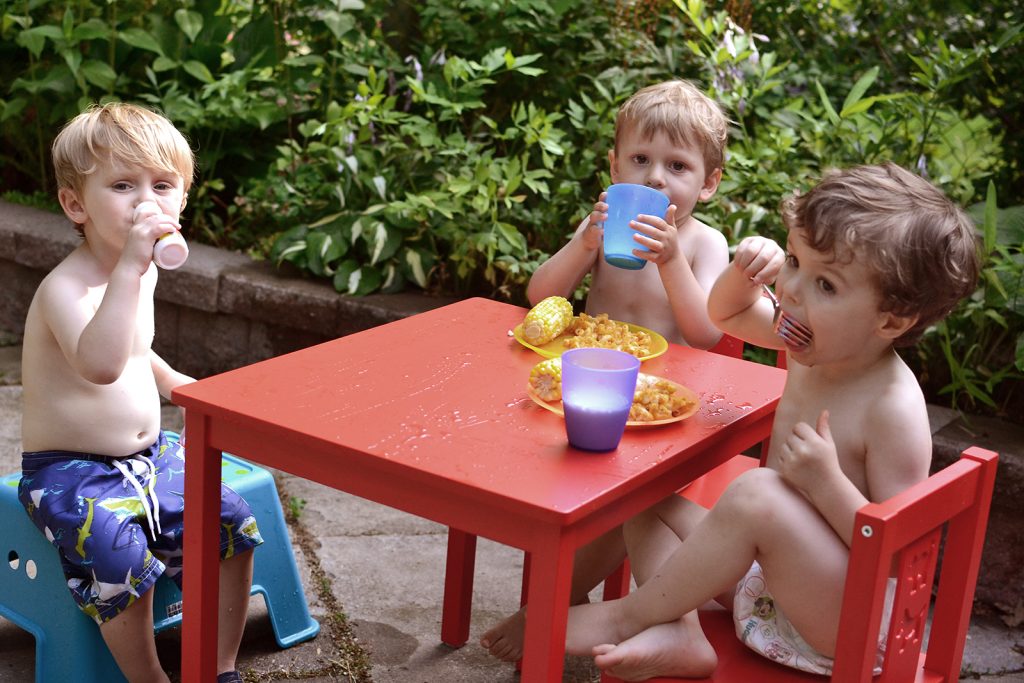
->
xmin=17 ymin=26 xmax=63 ymax=58
xmin=72 ymin=19 xmax=109 ymax=42
xmin=152 ymin=56 xmax=178 ymax=72
xmin=351 ymin=267 xmax=383 ymax=295
xmin=79 ymin=60 xmax=117 ymax=90
xmin=119 ymin=28 xmax=165 ymax=56
xmin=983 ymin=181 xmax=997 ymax=254
xmin=332 ymin=260 xmax=359 ymax=292
xmin=405 ymin=250 xmax=427 ymax=288
xmin=840 ymin=67 xmax=879 ymax=117
xmin=369 ymin=221 xmax=389 ymax=265
xmin=321 ymin=10 xmax=355 ymax=41
xmin=174 ymin=9 xmax=203 ymax=42
xmin=814 ymin=80 xmax=840 ymax=126
xmin=182 ymin=60 xmax=215 ymax=84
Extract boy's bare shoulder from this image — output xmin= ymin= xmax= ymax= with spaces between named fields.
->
xmin=688 ymin=219 xmax=728 ymax=254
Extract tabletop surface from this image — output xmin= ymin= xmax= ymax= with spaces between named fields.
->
xmin=173 ymin=297 xmax=785 ymax=523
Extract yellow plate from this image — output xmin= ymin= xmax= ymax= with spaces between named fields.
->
xmin=512 ymin=318 xmax=668 ymax=362
xmin=526 ymin=372 xmax=700 ymax=428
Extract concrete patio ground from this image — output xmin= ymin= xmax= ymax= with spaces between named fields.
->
xmin=0 ymin=339 xmax=1021 ymax=682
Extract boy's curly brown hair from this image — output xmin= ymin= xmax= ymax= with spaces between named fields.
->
xmin=781 ymin=162 xmax=979 ymax=347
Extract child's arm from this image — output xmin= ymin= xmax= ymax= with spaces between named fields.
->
xmin=151 ymin=351 xmax=195 ymax=400
xmin=43 ymin=213 xmax=181 ymax=384
xmin=707 ymin=236 xmax=786 ymax=350
xmin=525 ymin=197 xmax=607 ymax=306
xmin=775 ymin=411 xmax=866 ymax=546
xmin=776 ymin=399 xmax=931 ymax=547
xmin=630 ymin=205 xmax=728 ymax=349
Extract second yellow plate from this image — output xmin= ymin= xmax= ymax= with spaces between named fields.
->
xmin=512 ymin=318 xmax=668 ymax=362
xmin=526 ymin=372 xmax=700 ymax=428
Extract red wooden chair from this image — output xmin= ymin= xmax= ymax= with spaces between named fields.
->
xmin=600 ymin=446 xmax=999 ymax=683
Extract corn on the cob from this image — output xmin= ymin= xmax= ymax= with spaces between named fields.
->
xmin=522 ymin=296 xmax=573 ymax=345
xmin=529 ymin=358 xmax=562 ymax=401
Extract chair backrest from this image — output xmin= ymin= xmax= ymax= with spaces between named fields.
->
xmin=833 ymin=447 xmax=999 ymax=682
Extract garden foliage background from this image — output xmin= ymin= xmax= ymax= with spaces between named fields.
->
xmin=1 ymin=0 xmax=1022 ymax=418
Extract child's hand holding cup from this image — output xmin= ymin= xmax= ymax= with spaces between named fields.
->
xmin=602 ymin=183 xmax=670 ymax=270
xmin=134 ymin=201 xmax=188 ymax=270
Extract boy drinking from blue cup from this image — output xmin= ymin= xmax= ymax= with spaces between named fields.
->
xmin=483 ymin=80 xmax=730 ymax=661
xmin=526 ymin=79 xmax=730 ymax=350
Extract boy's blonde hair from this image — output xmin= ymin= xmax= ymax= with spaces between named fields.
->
xmin=614 ymin=80 xmax=729 ymax=174
xmin=52 ymin=102 xmax=195 ymax=197
xmin=781 ymin=163 xmax=979 ymax=347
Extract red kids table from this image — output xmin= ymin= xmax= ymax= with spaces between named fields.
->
xmin=173 ymin=297 xmax=786 ymax=682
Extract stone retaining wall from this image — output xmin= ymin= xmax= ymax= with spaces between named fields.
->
xmin=0 ymin=200 xmax=458 ymax=378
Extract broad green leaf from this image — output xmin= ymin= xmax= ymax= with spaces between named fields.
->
xmin=332 ymin=260 xmax=359 ymax=292
xmin=321 ymin=10 xmax=355 ymax=41
xmin=350 ymin=267 xmax=382 ymax=295
xmin=119 ymin=28 xmax=165 ymax=56
xmin=80 ymin=60 xmax=117 ymax=90
xmin=72 ymin=19 xmax=109 ymax=42
xmin=182 ymin=60 xmax=214 ymax=84
xmin=174 ymin=10 xmax=203 ymax=42
xmin=17 ymin=26 xmax=63 ymax=57
xmin=152 ymin=56 xmax=178 ymax=72
xmin=369 ymin=221 xmax=388 ymax=265
xmin=275 ymin=241 xmax=306 ymax=266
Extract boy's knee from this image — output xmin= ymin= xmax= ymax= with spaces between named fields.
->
xmin=716 ymin=467 xmax=784 ymax=519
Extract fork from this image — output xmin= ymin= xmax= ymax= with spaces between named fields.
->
xmin=762 ymin=285 xmax=813 ymax=347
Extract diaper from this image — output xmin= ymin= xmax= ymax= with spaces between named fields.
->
xmin=732 ymin=561 xmax=894 ymax=675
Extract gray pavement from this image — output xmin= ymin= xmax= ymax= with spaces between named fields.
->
xmin=0 ymin=340 xmax=1021 ymax=682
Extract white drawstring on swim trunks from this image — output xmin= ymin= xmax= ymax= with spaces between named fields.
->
xmin=112 ymin=455 xmax=163 ymax=542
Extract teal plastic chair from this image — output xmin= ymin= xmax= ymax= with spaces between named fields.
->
xmin=0 ymin=441 xmax=319 ymax=683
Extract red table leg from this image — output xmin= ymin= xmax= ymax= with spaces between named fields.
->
xmin=519 ymin=532 xmax=575 ymax=681
xmin=181 ymin=413 xmax=223 ymax=682
xmin=441 ymin=528 xmax=477 ymax=646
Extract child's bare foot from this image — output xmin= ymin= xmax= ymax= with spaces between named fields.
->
xmin=593 ymin=617 xmax=716 ymax=681
xmin=480 ymin=607 xmax=526 ymax=662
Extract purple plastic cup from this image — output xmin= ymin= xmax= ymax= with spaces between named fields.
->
xmin=602 ymin=183 xmax=670 ymax=270
xmin=561 ymin=348 xmax=640 ymax=452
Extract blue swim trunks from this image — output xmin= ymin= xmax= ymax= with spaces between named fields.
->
xmin=18 ymin=430 xmax=264 ymax=624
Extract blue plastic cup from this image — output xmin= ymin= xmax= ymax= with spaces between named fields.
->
xmin=602 ymin=183 xmax=670 ymax=270
xmin=561 ymin=348 xmax=640 ymax=452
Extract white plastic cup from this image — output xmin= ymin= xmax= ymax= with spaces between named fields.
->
xmin=152 ymin=230 xmax=189 ymax=269
xmin=602 ymin=183 xmax=670 ymax=270
xmin=134 ymin=202 xmax=188 ymax=270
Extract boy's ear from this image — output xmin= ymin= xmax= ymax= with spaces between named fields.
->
xmin=180 ymin=193 xmax=188 ymax=212
xmin=57 ymin=187 xmax=87 ymax=225
xmin=608 ymin=148 xmax=620 ymax=183
xmin=876 ymin=310 xmax=918 ymax=341
xmin=699 ymin=168 xmax=722 ymax=201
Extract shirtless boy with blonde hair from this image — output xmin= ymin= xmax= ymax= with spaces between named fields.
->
xmin=19 ymin=103 xmax=262 ymax=683
xmin=526 ymin=78 xmax=730 ymax=348
xmin=483 ymin=79 xmax=730 ymax=661
xmin=563 ymin=163 xmax=979 ymax=680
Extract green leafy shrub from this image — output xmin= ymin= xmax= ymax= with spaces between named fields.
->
xmin=1 ymin=0 xmax=1021 ymax=416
